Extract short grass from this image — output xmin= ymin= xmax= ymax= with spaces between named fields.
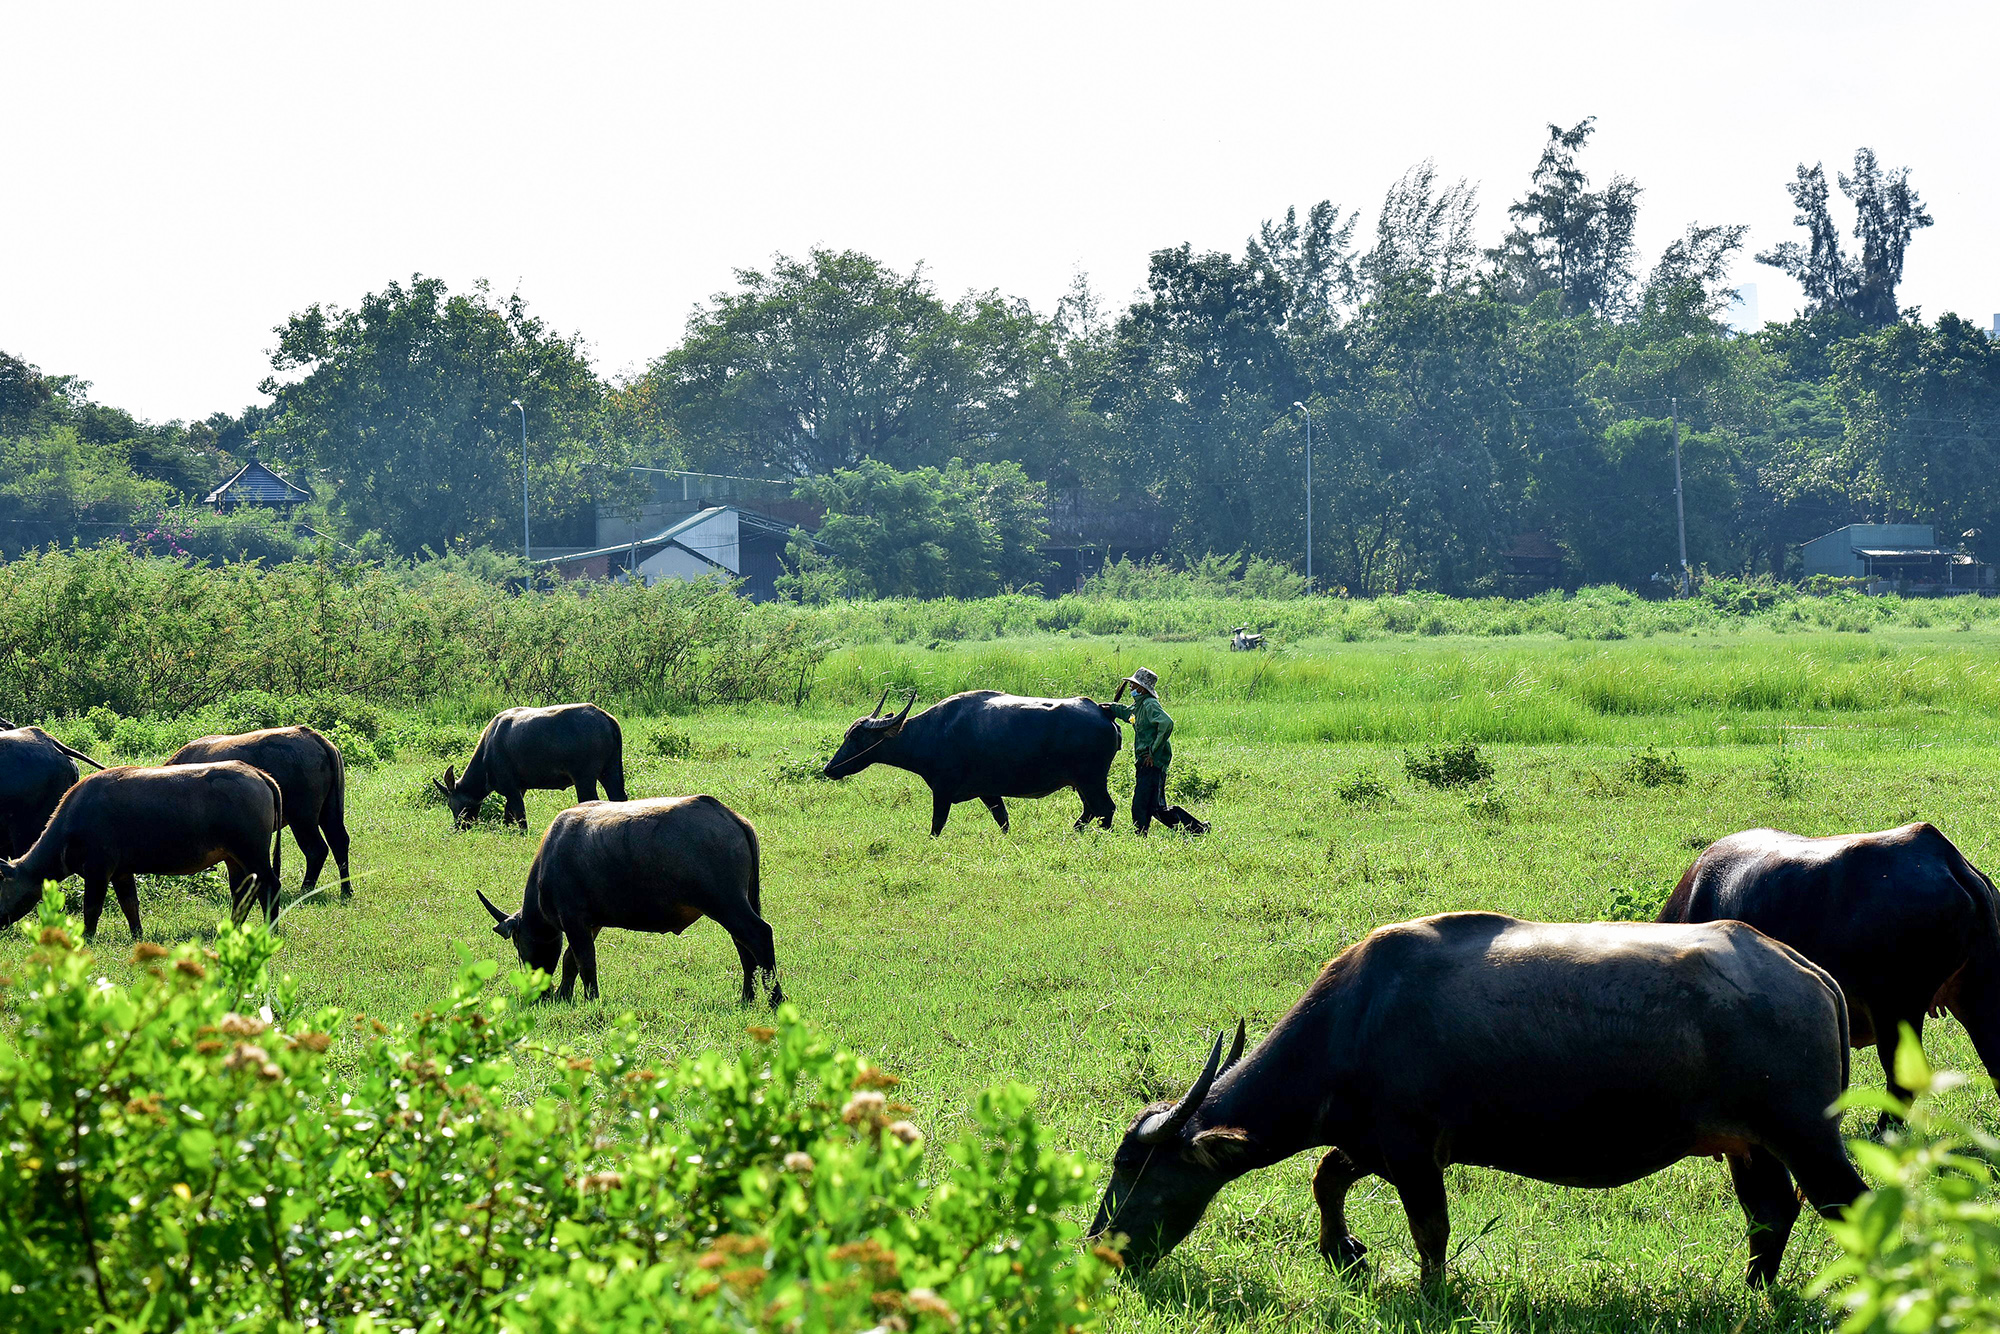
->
xmin=12 ymin=624 xmax=2000 ymax=1332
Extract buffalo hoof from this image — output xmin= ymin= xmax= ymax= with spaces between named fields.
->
xmin=1320 ymin=1235 xmax=1369 ymax=1271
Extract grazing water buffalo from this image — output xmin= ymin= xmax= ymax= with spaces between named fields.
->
xmin=1661 ymin=822 xmax=2000 ymax=1122
xmin=0 ymin=761 xmax=284 ymax=938
xmin=169 ymin=726 xmax=351 ymax=898
xmin=475 ymin=794 xmax=778 ymax=1005
xmin=822 ymin=689 xmax=1119 ymax=836
xmin=0 ymin=721 xmax=104 ymax=857
xmin=1090 ymin=912 xmax=1864 ymax=1288
xmin=436 ymin=703 xmax=626 ymax=828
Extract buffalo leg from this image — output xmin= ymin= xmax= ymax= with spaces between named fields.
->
xmin=602 ymin=756 xmax=628 ymax=803
xmin=981 ymin=797 xmax=1010 ymax=832
xmin=565 ymin=928 xmax=600 ymax=1001
xmin=112 ymin=871 xmax=142 ymax=941
xmin=292 ymin=818 xmax=330 ymax=896
xmin=1075 ymin=778 xmax=1116 ymax=831
xmin=1383 ymin=1151 xmax=1451 ymax=1285
xmin=719 ymin=906 xmax=781 ymax=1008
xmin=929 ymin=793 xmax=952 ymax=837
xmin=324 ymin=814 xmax=352 ymax=899
xmin=1876 ymin=1010 xmax=1926 ymax=1132
xmin=502 ymin=791 xmax=528 ymax=829
xmin=81 ymin=870 xmax=109 ymax=940
xmin=555 ymin=946 xmax=581 ymax=1002
xmin=1945 ymin=959 xmax=2000 ymax=1100
xmin=575 ymin=779 xmax=599 ymax=804
xmin=1312 ymin=1149 xmax=1371 ymax=1270
xmin=1727 ymin=1148 xmax=1801 ymax=1288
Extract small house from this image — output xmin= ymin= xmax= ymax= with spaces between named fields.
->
xmin=1800 ymin=523 xmax=1991 ymax=594
xmin=202 ymin=452 xmax=312 ymax=513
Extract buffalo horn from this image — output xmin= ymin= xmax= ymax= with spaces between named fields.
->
xmin=475 ymin=889 xmax=509 ymax=924
xmin=870 ymin=687 xmax=892 ymax=718
xmin=890 ymin=689 xmax=917 ymax=724
xmin=1136 ymin=1029 xmax=1226 ymax=1144
xmin=1220 ymin=1018 xmax=1247 ymax=1075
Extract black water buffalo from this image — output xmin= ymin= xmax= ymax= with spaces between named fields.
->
xmin=170 ymin=725 xmax=351 ymax=898
xmin=0 ymin=761 xmax=284 ymax=938
xmin=436 ymin=703 xmax=626 ymax=828
xmin=822 ymin=689 xmax=1119 ymax=836
xmin=1090 ymin=912 xmax=1864 ymax=1288
xmin=0 ymin=721 xmax=104 ymax=857
xmin=475 ymin=794 xmax=778 ymax=1005
xmin=1661 ymin=822 xmax=2000 ymax=1122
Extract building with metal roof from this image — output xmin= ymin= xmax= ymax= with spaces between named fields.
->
xmin=201 ymin=454 xmax=312 ymax=512
xmin=539 ymin=505 xmax=825 ymax=601
xmin=1800 ymin=523 xmax=1991 ymax=594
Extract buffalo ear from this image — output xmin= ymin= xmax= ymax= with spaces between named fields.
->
xmin=492 ymin=919 xmax=514 ymax=939
xmin=1187 ymin=1125 xmax=1253 ymax=1169
xmin=442 ymin=765 xmax=457 ymax=790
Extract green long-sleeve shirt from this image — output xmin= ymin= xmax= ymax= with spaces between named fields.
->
xmin=1107 ymin=694 xmax=1174 ymax=768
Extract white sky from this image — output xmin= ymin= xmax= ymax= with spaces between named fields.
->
xmin=4 ymin=0 xmax=1995 ymax=425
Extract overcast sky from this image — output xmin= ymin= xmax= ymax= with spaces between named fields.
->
xmin=4 ymin=0 xmax=1995 ymax=425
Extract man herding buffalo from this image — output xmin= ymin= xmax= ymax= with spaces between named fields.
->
xmin=1104 ymin=667 xmax=1209 ymax=836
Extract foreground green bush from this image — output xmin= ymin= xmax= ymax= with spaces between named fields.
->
xmin=1814 ymin=1030 xmax=2000 ymax=1333
xmin=0 ymin=889 xmax=1113 ymax=1332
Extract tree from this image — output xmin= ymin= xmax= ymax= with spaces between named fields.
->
xmin=262 ymin=276 xmax=612 ymax=555
xmin=1642 ymin=223 xmax=1750 ymax=320
xmin=1487 ymin=119 xmax=1642 ymax=318
xmin=1361 ymin=161 xmax=1481 ymax=299
xmin=786 ymin=458 xmax=1050 ymax=599
xmin=1756 ymin=149 xmax=1932 ymax=326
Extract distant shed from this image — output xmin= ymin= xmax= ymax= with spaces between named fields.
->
xmin=1800 ymin=523 xmax=1991 ymax=593
xmin=540 ymin=505 xmax=824 ymax=602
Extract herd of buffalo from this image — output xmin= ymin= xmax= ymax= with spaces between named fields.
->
xmin=1 ymin=687 xmax=1997 ymax=1291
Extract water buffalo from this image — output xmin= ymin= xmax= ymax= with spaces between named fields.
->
xmin=1660 ymin=822 xmax=2000 ymax=1123
xmin=822 ymin=689 xmax=1119 ymax=836
xmin=436 ymin=703 xmax=626 ymax=828
xmin=474 ymin=794 xmax=778 ymax=1005
xmin=1090 ymin=912 xmax=1865 ymax=1288
xmin=0 ymin=761 xmax=285 ymax=938
xmin=0 ymin=721 xmax=104 ymax=857
xmin=169 ymin=726 xmax=350 ymax=898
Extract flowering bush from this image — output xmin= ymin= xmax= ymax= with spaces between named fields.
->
xmin=0 ymin=888 xmax=1114 ymax=1332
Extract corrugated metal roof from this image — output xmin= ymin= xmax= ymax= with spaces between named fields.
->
xmin=202 ymin=459 xmax=311 ymax=506
xmin=1854 ymin=547 xmax=1954 ymax=558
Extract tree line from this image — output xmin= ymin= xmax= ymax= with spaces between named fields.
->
xmin=3 ymin=121 xmax=1993 ymax=596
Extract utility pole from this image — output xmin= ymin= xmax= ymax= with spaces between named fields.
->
xmin=1293 ymin=401 xmax=1313 ymax=591
xmin=513 ymin=399 xmax=530 ymax=574
xmin=1670 ymin=396 xmax=1689 ymax=596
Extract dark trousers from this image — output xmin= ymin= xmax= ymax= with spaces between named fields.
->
xmin=1132 ymin=762 xmax=1202 ymax=833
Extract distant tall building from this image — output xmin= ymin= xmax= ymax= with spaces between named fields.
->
xmin=1990 ymin=313 xmax=1998 ymax=340
xmin=1726 ymin=284 xmax=1760 ymax=334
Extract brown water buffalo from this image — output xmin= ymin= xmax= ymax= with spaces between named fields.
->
xmin=1660 ymin=822 xmax=2000 ymax=1124
xmin=474 ymin=794 xmax=777 ymax=1005
xmin=437 ymin=703 xmax=626 ymax=828
xmin=1090 ymin=912 xmax=1864 ymax=1288
xmin=0 ymin=761 xmax=284 ymax=938
xmin=169 ymin=725 xmax=350 ymax=898
xmin=0 ymin=721 xmax=105 ymax=857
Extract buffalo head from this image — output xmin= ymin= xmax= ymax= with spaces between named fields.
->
xmin=1088 ymin=1021 xmax=1249 ymax=1269
xmin=823 ymin=689 xmax=916 ymax=779
xmin=477 ymin=889 xmax=561 ymax=976
xmin=0 ymin=865 xmax=43 ymax=928
xmin=434 ymin=766 xmax=482 ymax=825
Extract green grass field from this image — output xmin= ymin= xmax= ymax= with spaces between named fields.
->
xmin=11 ymin=624 xmax=2000 ymax=1332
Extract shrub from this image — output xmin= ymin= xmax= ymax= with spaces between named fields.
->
xmin=772 ymin=744 xmax=834 ymax=785
xmin=1769 ymin=733 xmax=1808 ymax=798
xmin=1170 ymin=757 xmax=1231 ymax=804
xmin=1605 ymin=886 xmax=1661 ymax=921
xmin=85 ymin=704 xmax=120 ymax=741
xmin=109 ymin=713 xmax=164 ymax=758
xmin=0 ymin=888 xmax=1114 ymax=1332
xmin=1404 ymin=739 xmax=1493 ymax=789
xmin=1335 ymin=770 xmax=1392 ymax=806
xmin=319 ymin=719 xmax=381 ymax=768
xmin=647 ymin=725 xmax=695 ymax=759
xmin=1620 ymin=746 xmax=1688 ymax=788
xmin=1812 ymin=1028 xmax=2000 ymax=1332
xmin=1463 ymin=785 xmax=1510 ymax=821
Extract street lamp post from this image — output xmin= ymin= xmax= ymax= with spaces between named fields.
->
xmin=512 ymin=399 xmax=529 ymax=571
xmin=1293 ymin=400 xmax=1313 ymax=591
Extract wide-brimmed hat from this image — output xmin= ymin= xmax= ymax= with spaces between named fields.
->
xmin=1121 ymin=667 xmax=1160 ymax=697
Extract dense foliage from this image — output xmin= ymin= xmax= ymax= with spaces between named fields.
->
xmin=6 ymin=124 xmax=1992 ymax=594
xmin=0 ymin=889 xmax=1113 ymax=1332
